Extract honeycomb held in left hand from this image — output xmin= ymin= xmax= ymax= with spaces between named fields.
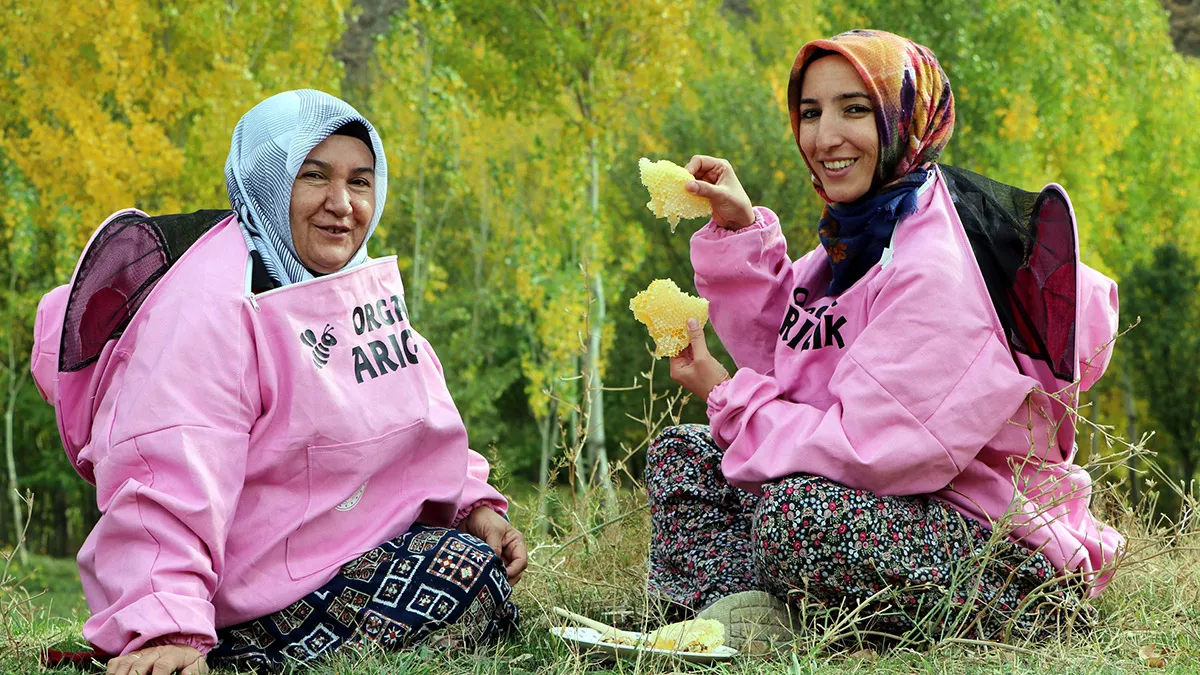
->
xmin=630 ymin=279 xmax=710 ymax=358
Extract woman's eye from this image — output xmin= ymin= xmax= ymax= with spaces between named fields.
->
xmin=847 ymin=105 xmax=872 ymax=115
xmin=303 ymin=171 xmax=324 ymax=180
xmin=800 ymin=109 xmax=820 ymax=120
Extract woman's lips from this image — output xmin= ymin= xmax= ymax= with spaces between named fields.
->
xmin=315 ymin=225 xmax=351 ymax=238
xmin=820 ymin=158 xmax=858 ymax=178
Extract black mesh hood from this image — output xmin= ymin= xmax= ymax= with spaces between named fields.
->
xmin=59 ymin=210 xmax=232 ymax=372
xmin=941 ymin=164 xmax=1077 ymax=382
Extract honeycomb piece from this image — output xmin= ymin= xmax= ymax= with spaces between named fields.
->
xmin=646 ymin=618 xmax=725 ymax=652
xmin=639 ymin=157 xmax=712 ymax=232
xmin=629 ymin=279 xmax=710 ymax=358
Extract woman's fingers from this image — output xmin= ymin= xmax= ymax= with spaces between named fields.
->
xmin=686 ymin=318 xmax=710 ymax=359
xmin=107 ymin=652 xmax=135 ymax=675
xmin=685 ymin=154 xmax=731 ymax=184
xmin=669 ymin=345 xmax=694 ymax=384
xmin=501 ymin=527 xmax=528 ymax=582
xmin=684 ymin=154 xmax=717 ymax=176
xmin=180 ymin=657 xmax=210 ymax=675
xmin=151 ymin=653 xmax=182 ymax=675
xmin=686 ymin=179 xmax=722 ymax=199
xmin=108 ymin=644 xmax=206 ymax=675
xmin=109 ymin=651 xmax=153 ymax=675
xmin=150 ymin=649 xmax=202 ymax=675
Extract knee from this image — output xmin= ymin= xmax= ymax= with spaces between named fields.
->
xmin=447 ymin=530 xmax=507 ymax=580
xmin=756 ymin=475 xmax=852 ymax=543
xmin=450 ymin=530 xmax=521 ymax=622
xmin=644 ymin=424 xmax=713 ymax=484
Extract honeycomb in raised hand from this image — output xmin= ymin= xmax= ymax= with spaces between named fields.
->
xmin=639 ymin=157 xmax=712 ymax=232
xmin=629 ymin=279 xmax=710 ymax=358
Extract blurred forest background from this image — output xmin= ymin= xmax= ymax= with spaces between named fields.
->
xmin=1 ymin=0 xmax=1198 ymax=561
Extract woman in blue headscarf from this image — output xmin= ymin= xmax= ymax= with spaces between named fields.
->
xmin=33 ymin=90 xmax=526 ymax=675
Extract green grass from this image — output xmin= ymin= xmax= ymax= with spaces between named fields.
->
xmin=3 ymin=491 xmax=1200 ymax=674
xmin=7 ymin=550 xmax=89 ymax=618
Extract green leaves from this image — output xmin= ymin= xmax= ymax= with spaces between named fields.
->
xmin=3 ymin=0 xmax=1200 ymax=549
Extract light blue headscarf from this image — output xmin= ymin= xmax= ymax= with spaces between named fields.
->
xmin=224 ymin=89 xmax=388 ymax=287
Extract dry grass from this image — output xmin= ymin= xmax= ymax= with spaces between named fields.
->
xmin=3 ymin=481 xmax=1200 ymax=674
xmin=4 ymin=367 xmax=1200 ymax=673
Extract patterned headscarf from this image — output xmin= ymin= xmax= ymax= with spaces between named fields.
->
xmin=788 ymin=29 xmax=955 ymax=204
xmin=225 ymin=89 xmax=388 ymax=287
xmin=787 ymin=30 xmax=955 ymax=296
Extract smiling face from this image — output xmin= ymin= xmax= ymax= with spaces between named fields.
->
xmin=288 ymin=133 xmax=376 ymax=274
xmin=796 ymin=55 xmax=880 ymax=204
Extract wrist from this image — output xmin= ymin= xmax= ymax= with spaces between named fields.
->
xmin=144 ymin=634 xmax=213 ymax=654
xmin=453 ymin=500 xmax=506 ymax=528
xmin=725 ymin=206 xmax=757 ymax=231
xmin=700 ymin=370 xmax=732 ymax=402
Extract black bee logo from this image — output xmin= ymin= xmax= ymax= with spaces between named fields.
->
xmin=300 ymin=325 xmax=337 ymax=369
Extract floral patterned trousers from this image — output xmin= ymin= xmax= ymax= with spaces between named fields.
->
xmin=645 ymin=424 xmax=1089 ymax=641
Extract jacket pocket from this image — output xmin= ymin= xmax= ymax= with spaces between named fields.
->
xmin=285 ymin=419 xmax=427 ymax=580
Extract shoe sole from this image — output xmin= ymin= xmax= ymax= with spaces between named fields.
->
xmin=696 ymin=591 xmax=794 ymax=653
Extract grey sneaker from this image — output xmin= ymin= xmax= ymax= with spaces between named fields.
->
xmin=696 ymin=590 xmax=794 ymax=654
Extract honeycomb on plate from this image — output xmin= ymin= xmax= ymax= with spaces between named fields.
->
xmin=629 ymin=279 xmax=710 ymax=358
xmin=639 ymin=157 xmax=712 ymax=232
xmin=645 ymin=618 xmax=725 ymax=652
xmin=600 ymin=617 xmax=726 ymax=653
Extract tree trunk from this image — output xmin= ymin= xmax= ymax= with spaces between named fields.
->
xmin=537 ymin=398 xmax=558 ymax=536
xmin=409 ymin=30 xmax=433 ymax=322
xmin=335 ymin=0 xmax=409 ymax=108
xmin=4 ymin=257 xmax=28 ymax=565
xmin=470 ymin=161 xmax=490 ymax=344
xmin=4 ymin=378 xmax=26 ymax=566
xmin=583 ymin=135 xmax=617 ymax=517
xmin=570 ymin=355 xmax=586 ymax=499
xmin=1123 ymin=365 xmax=1141 ymax=506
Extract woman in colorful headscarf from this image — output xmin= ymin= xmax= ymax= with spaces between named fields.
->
xmin=644 ymin=30 xmax=1124 ymax=648
xmin=31 ymin=90 xmax=525 ymax=674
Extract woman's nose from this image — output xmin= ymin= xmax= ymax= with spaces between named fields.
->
xmin=325 ymin=184 xmax=353 ymax=216
xmin=815 ymin=118 xmax=844 ymax=153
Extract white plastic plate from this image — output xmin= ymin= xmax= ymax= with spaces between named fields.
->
xmin=549 ymin=626 xmax=739 ymax=664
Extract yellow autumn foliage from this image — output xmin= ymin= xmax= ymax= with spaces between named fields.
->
xmin=0 ymin=0 xmax=344 ymax=276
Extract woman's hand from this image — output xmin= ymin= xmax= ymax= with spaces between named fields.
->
xmin=670 ymin=318 xmax=731 ymax=402
xmin=684 ymin=155 xmax=756 ymax=230
xmin=460 ymin=506 xmax=528 ymax=584
xmin=106 ymin=645 xmax=207 ymax=675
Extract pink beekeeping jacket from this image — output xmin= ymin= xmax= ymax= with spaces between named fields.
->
xmin=692 ymin=167 xmax=1123 ymax=596
xmin=30 ymin=213 xmax=507 ymax=655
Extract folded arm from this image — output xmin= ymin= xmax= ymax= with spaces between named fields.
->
xmin=709 ymin=258 xmax=1037 ymax=496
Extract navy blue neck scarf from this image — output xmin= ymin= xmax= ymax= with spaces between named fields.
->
xmin=817 ymin=168 xmax=933 ymax=296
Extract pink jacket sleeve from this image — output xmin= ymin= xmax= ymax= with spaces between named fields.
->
xmin=691 ymin=207 xmax=801 ymax=375
xmin=80 ymin=295 xmax=258 ymax=655
xmin=708 ymin=250 xmax=1038 ymax=497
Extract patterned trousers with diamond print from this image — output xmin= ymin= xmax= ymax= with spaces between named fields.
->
xmin=208 ymin=524 xmax=519 ymax=671
xmin=645 ymin=424 xmax=1091 ymax=641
